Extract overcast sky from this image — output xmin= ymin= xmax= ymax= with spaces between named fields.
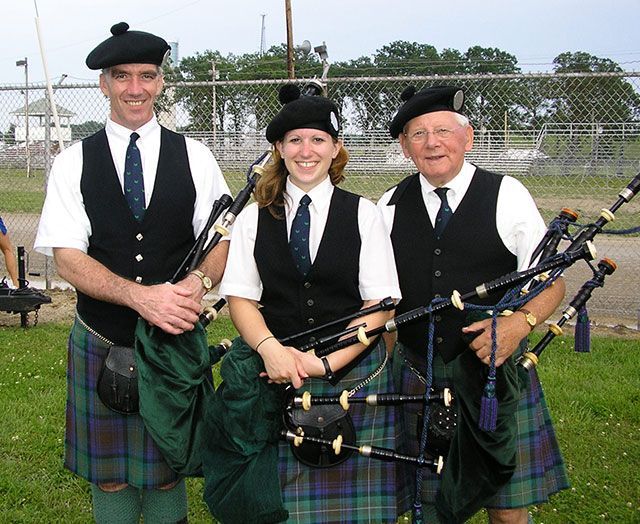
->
xmin=3 ymin=0 xmax=639 ymax=86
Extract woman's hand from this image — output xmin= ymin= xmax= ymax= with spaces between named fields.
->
xmin=257 ymin=338 xmax=308 ymax=388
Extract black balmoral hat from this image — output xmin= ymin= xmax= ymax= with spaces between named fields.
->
xmin=266 ymin=84 xmax=341 ymax=144
xmin=86 ymin=22 xmax=171 ymax=70
xmin=389 ymin=85 xmax=465 ymax=138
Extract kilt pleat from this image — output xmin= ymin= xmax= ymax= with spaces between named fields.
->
xmin=278 ymin=338 xmax=398 ymax=523
xmin=64 ymin=316 xmax=178 ymax=488
xmin=393 ymin=342 xmax=569 ymax=514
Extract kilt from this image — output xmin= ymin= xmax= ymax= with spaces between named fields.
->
xmin=278 ymin=337 xmax=398 ymax=523
xmin=393 ymin=342 xmax=569 ymax=514
xmin=64 ymin=315 xmax=179 ymax=488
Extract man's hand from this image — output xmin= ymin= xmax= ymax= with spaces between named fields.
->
xmin=463 ymin=314 xmax=530 ymax=367
xmin=130 ymin=282 xmax=202 ymax=335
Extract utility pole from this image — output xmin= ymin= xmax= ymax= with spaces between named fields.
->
xmin=259 ymin=14 xmax=267 ymax=57
xmin=285 ymin=0 xmax=295 ymax=79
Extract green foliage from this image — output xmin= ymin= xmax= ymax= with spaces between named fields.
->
xmin=70 ymin=120 xmax=103 ymax=141
xmin=168 ymin=41 xmax=638 ymax=135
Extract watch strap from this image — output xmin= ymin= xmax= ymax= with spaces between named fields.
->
xmin=189 ymin=269 xmax=213 ymax=291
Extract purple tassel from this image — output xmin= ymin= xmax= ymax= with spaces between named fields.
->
xmin=575 ymin=305 xmax=591 ymax=353
xmin=479 ymin=375 xmax=498 ymax=431
xmin=412 ymin=503 xmax=424 ymax=524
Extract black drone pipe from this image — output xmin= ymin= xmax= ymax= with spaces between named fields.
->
xmin=304 ymin=241 xmax=595 ymax=358
xmin=280 ymin=430 xmax=444 ymax=472
xmin=518 ymin=258 xmax=617 ymax=370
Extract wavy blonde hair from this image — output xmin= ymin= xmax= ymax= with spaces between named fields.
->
xmin=254 ymin=141 xmax=349 ymax=218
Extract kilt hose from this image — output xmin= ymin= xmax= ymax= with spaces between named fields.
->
xmin=64 ymin=316 xmax=179 ymax=488
xmin=278 ymin=337 xmax=399 ymax=523
xmin=393 ymin=342 xmax=569 ymax=515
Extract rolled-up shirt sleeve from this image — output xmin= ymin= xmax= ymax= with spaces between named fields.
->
xmin=357 ymin=198 xmax=401 ymax=302
xmin=218 ymin=203 xmax=263 ymax=301
xmin=34 ymin=143 xmax=92 ymax=256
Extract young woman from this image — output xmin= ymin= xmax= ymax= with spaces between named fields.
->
xmin=217 ymin=84 xmax=402 ymax=522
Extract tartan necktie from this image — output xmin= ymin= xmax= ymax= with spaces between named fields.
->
xmin=124 ymin=132 xmax=146 ymax=221
xmin=289 ymin=195 xmax=312 ymax=276
xmin=433 ymin=187 xmax=452 ymax=238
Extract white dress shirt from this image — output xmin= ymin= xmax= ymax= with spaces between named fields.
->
xmin=220 ymin=176 xmax=401 ymax=302
xmin=35 ymin=117 xmax=230 ymax=256
xmin=377 ymin=161 xmax=547 ymax=271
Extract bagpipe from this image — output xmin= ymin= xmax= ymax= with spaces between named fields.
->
xmin=258 ymin=172 xmax=640 ymax=524
xmin=133 ymin=149 xmax=272 ymax=476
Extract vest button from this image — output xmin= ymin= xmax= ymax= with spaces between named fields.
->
xmin=435 ymin=315 xmax=441 ymax=322
xmin=304 ymin=281 xmax=312 ymax=289
xmin=434 ymin=293 xmax=442 ymax=298
xmin=135 ymin=276 xmax=143 ymax=283
xmin=436 ymin=336 xmax=444 ymax=344
xmin=434 ymin=270 xmax=442 ymax=277
xmin=309 ymin=336 xmax=317 ymax=343
xmin=434 ymin=248 xmax=441 ymax=255
xmin=135 ymin=254 xmax=143 ymax=262
xmin=136 ymin=233 xmax=143 ymax=241
xmin=307 ymin=318 xmax=315 ymax=325
xmin=306 ymin=299 xmax=315 ymax=307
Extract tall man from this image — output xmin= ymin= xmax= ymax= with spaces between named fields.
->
xmin=35 ymin=22 xmax=230 ymax=523
xmin=378 ymin=86 xmax=569 ymax=524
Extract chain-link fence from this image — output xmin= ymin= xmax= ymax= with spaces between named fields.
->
xmin=1 ymin=72 xmax=638 ymax=326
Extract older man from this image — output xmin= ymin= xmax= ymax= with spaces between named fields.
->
xmin=378 ymin=86 xmax=569 ymax=524
xmin=35 ymin=22 xmax=230 ymax=523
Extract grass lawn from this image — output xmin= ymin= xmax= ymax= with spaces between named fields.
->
xmin=0 ymin=319 xmax=638 ymax=522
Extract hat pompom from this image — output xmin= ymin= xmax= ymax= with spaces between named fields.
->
xmin=111 ymin=22 xmax=129 ymax=36
xmin=400 ymin=85 xmax=417 ymax=102
xmin=278 ymin=84 xmax=301 ymax=105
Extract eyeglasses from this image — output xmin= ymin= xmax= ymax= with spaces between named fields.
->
xmin=404 ymin=125 xmax=464 ymax=143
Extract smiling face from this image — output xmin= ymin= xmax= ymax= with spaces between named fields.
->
xmin=399 ymin=111 xmax=474 ymax=186
xmin=276 ymin=128 xmax=341 ymax=192
xmin=99 ymin=63 xmax=164 ymax=130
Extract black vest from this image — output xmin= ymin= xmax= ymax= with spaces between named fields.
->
xmin=255 ymin=188 xmax=362 ymax=345
xmin=389 ymin=169 xmax=517 ymax=363
xmin=78 ymin=127 xmax=196 ymax=345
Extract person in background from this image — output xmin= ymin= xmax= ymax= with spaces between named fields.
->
xmin=378 ymin=85 xmax=568 ymax=524
xmin=34 ymin=22 xmax=230 ymax=524
xmin=216 ymin=84 xmax=402 ymax=522
xmin=0 ymin=215 xmax=19 ymax=288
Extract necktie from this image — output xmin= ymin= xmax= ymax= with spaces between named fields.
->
xmin=124 ymin=132 xmax=145 ymax=221
xmin=290 ymin=195 xmax=312 ymax=276
xmin=433 ymin=187 xmax=452 ymax=238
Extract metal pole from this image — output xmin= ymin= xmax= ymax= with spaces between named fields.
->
xmin=211 ymin=60 xmax=217 ymax=148
xmin=19 ymin=58 xmax=31 ymax=178
xmin=285 ymin=0 xmax=295 ymax=79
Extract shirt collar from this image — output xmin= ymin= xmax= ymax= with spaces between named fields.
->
xmin=285 ymin=176 xmax=334 ymax=214
xmin=419 ymin=160 xmax=477 ymax=197
xmin=105 ymin=116 xmax=159 ymax=142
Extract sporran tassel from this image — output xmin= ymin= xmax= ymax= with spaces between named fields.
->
xmin=574 ymin=305 xmax=591 ymax=353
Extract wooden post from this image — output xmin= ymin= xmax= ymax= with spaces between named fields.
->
xmin=285 ymin=0 xmax=295 ymax=79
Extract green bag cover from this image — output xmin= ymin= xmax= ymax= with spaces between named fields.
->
xmin=135 ymin=319 xmax=214 ymax=476
xmin=435 ymin=349 xmax=521 ymax=523
xmin=202 ymin=337 xmax=288 ymax=524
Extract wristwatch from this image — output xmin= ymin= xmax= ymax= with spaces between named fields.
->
xmin=517 ymin=308 xmax=537 ymax=331
xmin=189 ymin=269 xmax=213 ymax=293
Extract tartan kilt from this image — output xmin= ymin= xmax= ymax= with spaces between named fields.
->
xmin=64 ymin=316 xmax=179 ymax=488
xmin=278 ymin=337 xmax=398 ymax=523
xmin=393 ymin=342 xmax=569 ymax=514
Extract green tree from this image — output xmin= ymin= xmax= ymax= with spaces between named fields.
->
xmin=70 ymin=121 xmax=103 ymax=140
xmin=550 ymin=52 xmax=640 ymax=123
